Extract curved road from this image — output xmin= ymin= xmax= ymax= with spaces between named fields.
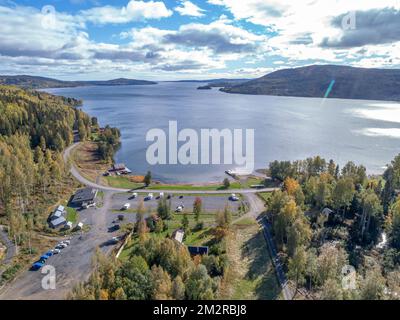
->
xmin=0 ymin=143 xmax=285 ymax=300
xmin=64 ymin=143 xmax=278 ymax=195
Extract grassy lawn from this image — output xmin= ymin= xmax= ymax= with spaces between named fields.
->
xmin=118 ymin=212 xmax=218 ymax=262
xmin=220 ymin=224 xmax=280 ymax=300
xmin=105 ymin=176 xmax=145 ymax=189
xmin=71 ymin=142 xmax=110 ymax=183
xmin=239 ymin=177 xmax=265 ymax=189
xmin=257 ymin=192 xmax=272 ymax=204
xmin=233 ymin=217 xmax=257 ymax=226
xmin=66 ymin=206 xmax=79 ymax=223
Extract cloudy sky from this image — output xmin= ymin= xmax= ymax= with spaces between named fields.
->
xmin=1 ymin=0 xmax=399 ymax=80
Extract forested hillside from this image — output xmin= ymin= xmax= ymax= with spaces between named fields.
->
xmin=0 ymin=86 xmax=93 ymax=241
xmin=266 ymin=156 xmax=400 ymax=299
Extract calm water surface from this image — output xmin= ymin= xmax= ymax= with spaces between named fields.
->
xmin=46 ymin=82 xmax=400 ymax=183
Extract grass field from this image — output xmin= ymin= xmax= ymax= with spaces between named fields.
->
xmin=71 ymin=142 xmax=110 ymax=183
xmin=66 ymin=207 xmax=79 ymax=223
xmin=257 ymin=192 xmax=272 ymax=204
xmin=221 ymin=224 xmax=280 ymax=300
xmin=105 ymin=176 xmax=145 ymax=189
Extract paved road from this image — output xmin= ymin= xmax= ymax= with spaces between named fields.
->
xmin=0 ymin=143 xmax=280 ymax=300
xmin=0 ymin=225 xmax=16 ymax=264
xmin=63 ymin=143 xmax=279 ymax=194
xmin=234 ymin=194 xmax=293 ymax=300
xmin=260 ymin=218 xmax=294 ymax=300
xmin=0 ymin=193 xmax=120 ymax=300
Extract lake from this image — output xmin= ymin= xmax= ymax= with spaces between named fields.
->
xmin=46 ymin=82 xmax=400 ymax=183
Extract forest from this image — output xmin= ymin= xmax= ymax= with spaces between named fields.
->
xmin=0 ymin=85 xmax=117 ymax=252
xmin=267 ymin=156 xmax=400 ymax=299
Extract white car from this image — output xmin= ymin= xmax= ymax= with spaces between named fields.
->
xmin=131 ymin=192 xmax=138 ymax=198
xmin=63 ymin=240 xmax=71 ymax=245
xmin=145 ymin=193 xmax=153 ymax=201
xmin=53 ymin=249 xmax=61 ymax=254
xmin=159 ymin=192 xmax=164 ymax=198
xmin=230 ymin=194 xmax=239 ymax=201
xmin=122 ymin=203 xmax=131 ymax=210
xmin=175 ymin=206 xmax=183 ymax=213
xmin=56 ymin=243 xmax=67 ymax=249
xmin=82 ymin=203 xmax=96 ymax=209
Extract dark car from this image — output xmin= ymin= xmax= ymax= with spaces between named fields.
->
xmin=30 ymin=261 xmax=44 ymax=271
xmin=108 ymin=225 xmax=120 ymax=232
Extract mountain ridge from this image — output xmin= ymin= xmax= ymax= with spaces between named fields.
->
xmin=0 ymin=75 xmax=157 ymax=89
xmin=220 ymin=65 xmax=400 ymax=101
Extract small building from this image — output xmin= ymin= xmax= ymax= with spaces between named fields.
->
xmin=48 ymin=205 xmax=67 ymax=228
xmin=322 ymin=208 xmax=334 ymax=217
xmin=187 ymin=246 xmax=209 ymax=256
xmin=109 ymin=163 xmax=132 ymax=175
xmin=70 ymin=188 xmax=98 ymax=207
xmin=65 ymin=221 xmax=73 ymax=230
xmin=172 ymin=229 xmax=185 ymax=244
xmin=49 ymin=217 xmax=67 ymax=229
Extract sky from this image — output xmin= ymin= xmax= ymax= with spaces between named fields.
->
xmin=0 ymin=0 xmax=399 ymax=80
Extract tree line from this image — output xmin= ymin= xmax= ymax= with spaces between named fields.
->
xmin=266 ymin=155 xmax=400 ymax=299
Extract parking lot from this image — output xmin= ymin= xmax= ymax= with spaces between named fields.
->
xmin=110 ymin=193 xmax=242 ymax=214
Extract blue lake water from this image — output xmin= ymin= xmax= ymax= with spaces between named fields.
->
xmin=46 ymin=82 xmax=400 ymax=183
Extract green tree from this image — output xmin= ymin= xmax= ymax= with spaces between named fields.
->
xmin=144 ymin=171 xmax=152 ymax=187
xmin=223 ymin=178 xmax=230 ymax=189
xmin=288 ymin=246 xmax=307 ymax=292
xmin=193 ymin=197 xmax=202 ymax=223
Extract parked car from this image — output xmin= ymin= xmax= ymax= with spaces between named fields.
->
xmin=122 ymin=203 xmax=130 ymax=210
xmin=110 ymin=237 xmax=119 ymax=244
xmin=145 ymin=193 xmax=153 ymax=201
xmin=82 ymin=202 xmax=96 ymax=209
xmin=31 ymin=261 xmax=44 ymax=271
xmin=45 ymin=251 xmax=54 ymax=257
xmin=56 ymin=243 xmax=67 ymax=249
xmin=40 ymin=254 xmax=50 ymax=261
xmin=175 ymin=206 xmax=183 ymax=213
xmin=63 ymin=240 xmax=71 ymax=245
xmin=53 ymin=249 xmax=61 ymax=254
xmin=118 ymin=215 xmax=125 ymax=221
xmin=108 ymin=225 xmax=120 ymax=232
xmin=131 ymin=192 xmax=138 ymax=199
xmin=229 ymin=194 xmax=240 ymax=201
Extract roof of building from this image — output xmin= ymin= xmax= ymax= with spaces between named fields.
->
xmin=51 ymin=210 xmax=63 ymax=219
xmin=322 ymin=208 xmax=334 ymax=215
xmin=187 ymin=246 xmax=209 ymax=256
xmin=172 ymin=229 xmax=185 ymax=243
xmin=56 ymin=205 xmax=65 ymax=212
xmin=113 ymin=163 xmax=126 ymax=170
xmin=71 ymin=188 xmax=98 ymax=203
xmin=49 ymin=217 xmax=66 ymax=228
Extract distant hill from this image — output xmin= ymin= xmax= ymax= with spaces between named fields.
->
xmin=221 ymin=65 xmax=400 ymax=101
xmin=173 ymin=78 xmax=252 ymax=84
xmin=0 ymin=75 xmax=157 ymax=89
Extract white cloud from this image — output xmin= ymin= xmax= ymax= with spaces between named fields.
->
xmin=208 ymin=0 xmax=400 ymax=67
xmin=81 ymin=0 xmax=172 ymax=24
xmin=175 ymin=1 xmax=206 ymax=17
